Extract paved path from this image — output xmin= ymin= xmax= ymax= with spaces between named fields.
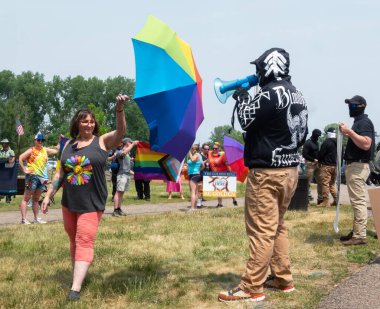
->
xmin=317 ymin=256 xmax=380 ymax=309
xmin=0 ymin=197 xmax=245 ymax=225
xmin=0 ymin=184 xmax=359 ymax=225
xmin=1 ymin=184 xmax=378 ymax=309
xmin=311 ymin=184 xmax=379 ymax=309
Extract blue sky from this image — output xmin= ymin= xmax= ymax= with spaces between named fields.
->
xmin=1 ymin=0 xmax=379 ymax=142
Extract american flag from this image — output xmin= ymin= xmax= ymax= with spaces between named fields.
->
xmin=15 ymin=119 xmax=24 ymax=136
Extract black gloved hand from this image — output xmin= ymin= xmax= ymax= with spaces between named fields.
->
xmin=232 ymin=87 xmax=249 ymax=102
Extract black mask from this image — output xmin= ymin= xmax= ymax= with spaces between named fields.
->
xmin=349 ymin=104 xmax=365 ymax=118
xmin=311 ymin=135 xmax=320 ymax=143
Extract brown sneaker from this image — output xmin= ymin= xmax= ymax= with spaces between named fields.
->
xmin=342 ymin=238 xmax=367 ymax=246
xmin=218 ymin=287 xmax=265 ymax=302
xmin=264 ymin=279 xmax=295 ymax=293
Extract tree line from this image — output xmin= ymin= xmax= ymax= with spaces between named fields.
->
xmin=0 ymin=70 xmax=149 ymax=154
xmin=1 ymin=70 xmax=347 ymax=158
xmin=0 ymin=70 xmax=246 ymax=157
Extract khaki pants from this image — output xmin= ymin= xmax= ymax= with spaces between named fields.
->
xmin=319 ymin=165 xmax=337 ymax=206
xmin=345 ymin=162 xmax=370 ymax=239
xmin=306 ymin=161 xmax=322 ymax=201
xmin=239 ymin=167 xmax=298 ymax=294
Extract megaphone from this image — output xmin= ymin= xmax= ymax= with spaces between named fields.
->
xmin=214 ymin=75 xmax=258 ymax=104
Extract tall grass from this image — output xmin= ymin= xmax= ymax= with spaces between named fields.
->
xmin=0 ymin=203 xmax=379 ymax=308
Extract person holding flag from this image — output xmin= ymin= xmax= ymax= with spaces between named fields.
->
xmin=339 ymin=95 xmax=375 ymax=246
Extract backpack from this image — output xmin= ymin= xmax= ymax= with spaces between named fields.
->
xmin=110 ymin=157 xmax=120 ymax=172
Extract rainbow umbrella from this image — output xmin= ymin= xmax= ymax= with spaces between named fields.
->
xmin=132 ymin=15 xmax=203 ymax=162
xmin=223 ymin=136 xmax=248 ymax=183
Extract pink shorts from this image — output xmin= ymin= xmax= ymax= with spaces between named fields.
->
xmin=62 ymin=207 xmax=103 ymax=263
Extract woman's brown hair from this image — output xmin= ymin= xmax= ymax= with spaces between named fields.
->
xmin=69 ymin=108 xmax=99 ymax=138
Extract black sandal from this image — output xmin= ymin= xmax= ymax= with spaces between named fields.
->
xmin=68 ymin=290 xmax=80 ymax=301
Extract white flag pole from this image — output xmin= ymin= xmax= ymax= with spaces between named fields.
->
xmin=333 ymin=126 xmax=343 ymax=233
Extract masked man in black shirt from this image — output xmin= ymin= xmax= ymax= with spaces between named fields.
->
xmin=302 ymin=129 xmax=322 ymax=203
xmin=318 ymin=128 xmax=338 ymax=207
xmin=339 ymin=95 xmax=375 ymax=246
xmin=218 ymin=48 xmax=308 ymax=303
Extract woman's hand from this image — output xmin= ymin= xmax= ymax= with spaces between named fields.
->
xmin=115 ymin=94 xmax=130 ymax=111
xmin=41 ymin=196 xmax=50 ymax=214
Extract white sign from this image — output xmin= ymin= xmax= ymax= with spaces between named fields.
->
xmin=202 ymin=171 xmax=237 ymax=197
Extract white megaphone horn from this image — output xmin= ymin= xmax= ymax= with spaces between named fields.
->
xmin=214 ymin=74 xmax=258 ymax=104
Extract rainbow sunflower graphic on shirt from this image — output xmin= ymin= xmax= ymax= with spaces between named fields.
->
xmin=64 ymin=155 xmax=93 ymax=185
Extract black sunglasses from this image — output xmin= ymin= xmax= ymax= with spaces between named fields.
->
xmin=349 ymin=103 xmax=360 ymax=109
xmin=36 ymin=139 xmax=44 ymax=142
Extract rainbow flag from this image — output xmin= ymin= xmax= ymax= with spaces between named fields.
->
xmin=134 ymin=142 xmax=181 ymax=181
xmin=223 ymin=135 xmax=248 ymax=183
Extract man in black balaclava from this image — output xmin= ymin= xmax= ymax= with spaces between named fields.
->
xmin=318 ymin=128 xmax=338 ymax=207
xmin=302 ymin=129 xmax=323 ymax=204
xmin=218 ymin=48 xmax=308 ymax=303
xmin=339 ymin=95 xmax=375 ymax=246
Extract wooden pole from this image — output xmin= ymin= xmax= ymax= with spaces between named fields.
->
xmin=17 ymin=134 xmax=20 ymax=160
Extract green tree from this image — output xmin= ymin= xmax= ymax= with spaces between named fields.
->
xmin=14 ymin=71 xmax=48 ymax=128
xmin=0 ymin=70 xmax=39 ymax=154
xmin=1 ymin=71 xmax=150 ymax=152
xmin=44 ymin=75 xmax=148 ymax=142
xmin=209 ymin=125 xmax=245 ymax=148
xmin=87 ymin=103 xmax=108 ymax=136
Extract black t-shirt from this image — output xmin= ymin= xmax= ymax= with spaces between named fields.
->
xmin=344 ymin=114 xmax=375 ymax=161
xmin=302 ymin=138 xmax=319 ymax=162
xmin=200 ymin=153 xmax=210 ymax=171
xmin=318 ymin=138 xmax=337 ymax=166
xmin=61 ymin=137 xmax=108 ymax=213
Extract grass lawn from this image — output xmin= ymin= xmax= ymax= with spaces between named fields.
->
xmin=0 ymin=195 xmax=379 ymax=308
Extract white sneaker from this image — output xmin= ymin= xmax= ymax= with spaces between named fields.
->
xmin=21 ymin=219 xmax=31 ymax=225
xmin=33 ymin=217 xmax=47 ymax=224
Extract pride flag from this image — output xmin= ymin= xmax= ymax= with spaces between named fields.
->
xmin=223 ymin=136 xmax=248 ymax=183
xmin=134 ymin=142 xmax=182 ymax=181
